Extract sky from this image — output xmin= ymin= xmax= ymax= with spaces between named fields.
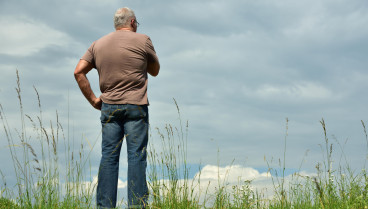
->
xmin=1 ymin=0 xmax=368 ymax=204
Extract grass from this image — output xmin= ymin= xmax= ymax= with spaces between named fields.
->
xmin=1 ymin=71 xmax=368 ymax=208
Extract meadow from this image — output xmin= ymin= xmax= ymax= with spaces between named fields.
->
xmin=1 ymin=72 xmax=368 ymax=208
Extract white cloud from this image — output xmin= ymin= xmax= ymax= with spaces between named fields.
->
xmin=1 ymin=1 xmax=368 ymax=204
xmin=194 ymin=165 xmax=272 ymax=199
xmin=147 ymin=164 xmax=317 ymax=206
xmin=118 ymin=178 xmax=127 ymax=189
xmin=0 ymin=16 xmax=73 ymax=56
xmin=242 ymin=82 xmax=338 ymax=103
xmin=61 ymin=175 xmax=127 ymax=196
xmin=281 ymin=1 xmax=368 ymax=48
xmin=199 ymin=165 xmax=269 ymax=181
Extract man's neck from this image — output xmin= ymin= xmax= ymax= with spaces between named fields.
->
xmin=116 ymin=27 xmax=134 ymax=32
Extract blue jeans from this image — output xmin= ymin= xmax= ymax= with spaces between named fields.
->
xmin=97 ymin=103 xmax=149 ymax=208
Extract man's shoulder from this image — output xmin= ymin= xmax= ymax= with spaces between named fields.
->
xmin=135 ymin=32 xmax=150 ymax=39
xmin=90 ymin=32 xmax=114 ymax=46
xmin=96 ymin=32 xmax=116 ymax=41
xmin=128 ymin=32 xmax=150 ymax=43
xmin=92 ymin=31 xmax=151 ymax=49
xmin=104 ymin=31 xmax=150 ymax=40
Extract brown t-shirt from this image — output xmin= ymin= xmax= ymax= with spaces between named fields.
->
xmin=81 ymin=30 xmax=159 ymax=105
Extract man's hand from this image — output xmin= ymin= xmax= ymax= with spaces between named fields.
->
xmin=92 ymin=97 xmax=102 ymax=110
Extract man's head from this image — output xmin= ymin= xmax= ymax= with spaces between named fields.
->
xmin=114 ymin=7 xmax=138 ymax=32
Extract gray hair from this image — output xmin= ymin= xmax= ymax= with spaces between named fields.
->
xmin=114 ymin=7 xmax=136 ymax=29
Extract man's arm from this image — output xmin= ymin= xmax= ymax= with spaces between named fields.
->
xmin=74 ymin=59 xmax=102 ymax=110
xmin=145 ymin=37 xmax=160 ymax=77
xmin=147 ymin=61 xmax=160 ymax=77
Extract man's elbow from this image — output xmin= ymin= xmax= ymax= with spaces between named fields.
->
xmin=148 ymin=62 xmax=160 ymax=77
xmin=74 ymin=68 xmax=86 ymax=82
xmin=74 ymin=60 xmax=93 ymax=80
xmin=74 ymin=70 xmax=81 ymax=80
xmin=150 ymin=68 xmax=159 ymax=77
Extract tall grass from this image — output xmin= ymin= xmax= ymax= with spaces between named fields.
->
xmin=0 ymin=71 xmax=95 ymax=208
xmin=1 ymin=71 xmax=368 ymax=208
xmin=148 ymin=99 xmax=202 ymax=208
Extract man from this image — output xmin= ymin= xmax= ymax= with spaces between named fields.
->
xmin=74 ymin=7 xmax=160 ymax=208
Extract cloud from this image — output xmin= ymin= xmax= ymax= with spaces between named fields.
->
xmin=0 ymin=16 xmax=73 ymax=56
xmin=193 ymin=165 xmax=272 ymax=199
xmin=199 ymin=165 xmax=269 ymax=181
xmin=1 ymin=1 xmax=368 ymax=203
xmin=148 ymin=164 xmax=316 ymax=205
xmin=282 ymin=1 xmax=368 ymax=44
xmin=241 ymin=82 xmax=339 ymax=104
xmin=118 ymin=178 xmax=127 ymax=189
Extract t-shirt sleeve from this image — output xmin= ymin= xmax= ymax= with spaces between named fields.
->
xmin=81 ymin=42 xmax=96 ymax=68
xmin=145 ymin=37 xmax=159 ymax=64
